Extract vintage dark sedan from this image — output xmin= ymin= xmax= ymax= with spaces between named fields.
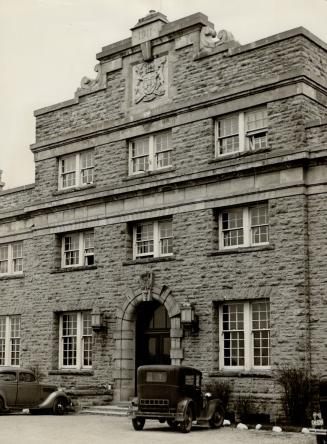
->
xmin=0 ymin=367 xmax=71 ymax=415
xmin=130 ymin=365 xmax=225 ymax=433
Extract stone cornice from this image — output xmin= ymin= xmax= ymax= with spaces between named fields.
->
xmin=31 ymin=73 xmax=327 ymax=155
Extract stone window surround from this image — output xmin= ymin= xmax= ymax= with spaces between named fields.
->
xmin=58 ymin=149 xmax=94 ymax=191
xmin=61 ymin=230 xmax=94 ymax=269
xmin=0 ymin=241 xmax=23 ymax=276
xmin=218 ymin=300 xmax=271 ymax=371
xmin=128 ymin=130 xmax=172 ymax=176
xmin=218 ymin=203 xmax=269 ymax=250
xmin=215 ymin=106 xmax=268 ymax=157
xmin=58 ymin=311 xmax=92 ymax=370
xmin=132 ymin=218 xmax=173 ymax=260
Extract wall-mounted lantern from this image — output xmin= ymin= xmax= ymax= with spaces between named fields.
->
xmin=91 ymin=312 xmax=106 ymax=332
xmin=180 ymin=302 xmax=199 ymax=335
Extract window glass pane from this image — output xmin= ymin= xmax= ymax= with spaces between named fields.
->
xmin=84 ymin=232 xmax=94 ymax=265
xmin=131 ymin=138 xmax=149 ymax=173
xmin=252 ymin=301 xmax=270 ymax=366
xmin=0 ymin=317 xmax=5 ymax=366
xmin=222 ymin=208 xmax=244 ymax=247
xmin=81 ymin=151 xmax=94 ymax=185
xmin=219 ymin=116 xmax=238 ymax=137
xmin=136 ymin=222 xmax=154 ymax=256
xmin=62 ymin=313 xmax=77 ymax=367
xmin=0 ymin=245 xmax=8 ymax=273
xmin=12 ymin=242 xmax=23 ymax=273
xmin=159 ymin=219 xmax=173 ymax=255
xmin=10 ymin=316 xmax=20 ymax=366
xmin=251 ymin=205 xmax=269 ymax=244
xmin=155 ymin=132 xmax=172 ymax=168
xmin=146 ymin=371 xmax=167 ymax=383
xmin=246 ymin=108 xmax=267 ymax=131
xmin=64 ymin=234 xmax=80 ymax=266
xmin=61 ymin=156 xmax=76 ymax=188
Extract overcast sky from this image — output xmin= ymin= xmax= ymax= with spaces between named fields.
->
xmin=0 ymin=0 xmax=327 ymax=190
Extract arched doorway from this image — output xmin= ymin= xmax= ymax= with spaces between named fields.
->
xmin=135 ymin=301 xmax=171 ymax=369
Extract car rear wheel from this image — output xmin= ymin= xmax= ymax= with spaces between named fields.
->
xmin=52 ymin=397 xmax=66 ymax=415
xmin=0 ymin=397 xmax=6 ymax=414
xmin=209 ymin=404 xmax=225 ymax=428
xmin=179 ymin=405 xmax=193 ymax=433
xmin=132 ymin=417 xmax=145 ymax=430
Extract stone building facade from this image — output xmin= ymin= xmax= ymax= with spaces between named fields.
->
xmin=0 ymin=11 xmax=327 ymax=419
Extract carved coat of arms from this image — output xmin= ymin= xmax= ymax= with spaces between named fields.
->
xmin=134 ymin=57 xmax=166 ymax=104
xmin=139 ymin=271 xmax=154 ymax=301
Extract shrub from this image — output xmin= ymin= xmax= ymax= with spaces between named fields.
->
xmin=275 ymin=365 xmax=317 ymax=425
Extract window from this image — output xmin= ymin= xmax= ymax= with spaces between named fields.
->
xmin=59 ymin=150 xmax=94 ymax=189
xmin=129 ymin=131 xmax=172 ymax=175
xmin=0 ymin=315 xmax=21 ymax=366
xmin=219 ymin=204 xmax=269 ymax=249
xmin=0 ymin=242 xmax=23 ymax=275
xmin=219 ymin=301 xmax=270 ymax=370
xmin=216 ymin=107 xmax=267 ymax=156
xmin=59 ymin=312 xmax=92 ymax=369
xmin=133 ymin=219 xmax=173 ymax=259
xmin=61 ymin=230 xmax=94 ymax=268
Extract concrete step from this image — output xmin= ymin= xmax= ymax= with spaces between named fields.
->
xmin=81 ymin=403 xmax=130 ymax=417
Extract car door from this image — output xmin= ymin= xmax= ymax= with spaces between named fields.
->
xmin=15 ymin=371 xmax=40 ymax=407
xmin=0 ymin=371 xmax=18 ymax=407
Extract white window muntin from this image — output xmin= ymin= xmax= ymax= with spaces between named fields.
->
xmin=0 ymin=242 xmax=23 ymax=275
xmin=129 ymin=132 xmax=172 ymax=175
xmin=133 ymin=219 xmax=173 ymax=259
xmin=216 ymin=107 xmax=267 ymax=157
xmin=59 ymin=150 xmax=94 ymax=190
xmin=219 ymin=301 xmax=270 ymax=371
xmin=61 ymin=231 xmax=94 ymax=268
xmin=0 ymin=315 xmax=21 ymax=367
xmin=59 ymin=312 xmax=92 ymax=369
xmin=219 ymin=204 xmax=269 ymax=250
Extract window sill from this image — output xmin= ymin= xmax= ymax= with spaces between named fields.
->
xmin=0 ymin=273 xmax=25 ymax=280
xmin=50 ymin=265 xmax=97 ymax=274
xmin=208 ymin=147 xmax=271 ymax=163
xmin=123 ymin=167 xmax=176 ymax=182
xmin=53 ymin=184 xmax=96 ymax=196
xmin=123 ymin=256 xmax=179 ymax=266
xmin=209 ymin=370 xmax=272 ymax=378
xmin=208 ymin=245 xmax=274 ymax=256
xmin=49 ymin=369 xmax=94 ymax=376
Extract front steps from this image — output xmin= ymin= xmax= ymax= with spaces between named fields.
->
xmin=81 ymin=401 xmax=130 ymax=416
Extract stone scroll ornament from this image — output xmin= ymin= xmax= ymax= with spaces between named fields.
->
xmin=134 ymin=57 xmax=167 ymax=104
xmin=139 ymin=271 xmax=154 ymax=301
xmin=200 ymin=26 xmax=236 ymax=53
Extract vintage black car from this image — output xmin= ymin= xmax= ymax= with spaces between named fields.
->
xmin=309 ymin=375 xmax=327 ymax=444
xmin=130 ymin=365 xmax=225 ymax=433
xmin=0 ymin=367 xmax=71 ymax=415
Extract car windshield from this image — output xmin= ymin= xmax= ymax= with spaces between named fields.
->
xmin=0 ymin=372 xmax=16 ymax=382
xmin=145 ymin=371 xmax=167 ymax=383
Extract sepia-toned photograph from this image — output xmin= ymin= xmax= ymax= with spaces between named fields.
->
xmin=0 ymin=1 xmax=326 ymax=442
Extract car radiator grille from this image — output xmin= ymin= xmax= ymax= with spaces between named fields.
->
xmin=140 ymin=398 xmax=169 ymax=412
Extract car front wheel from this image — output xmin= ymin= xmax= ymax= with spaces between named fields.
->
xmin=209 ymin=404 xmax=225 ymax=428
xmin=179 ymin=406 xmax=193 ymax=433
xmin=0 ymin=397 xmax=7 ymax=414
xmin=132 ymin=417 xmax=145 ymax=430
xmin=52 ymin=397 xmax=66 ymax=415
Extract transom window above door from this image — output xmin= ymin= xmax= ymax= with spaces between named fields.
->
xmin=129 ymin=131 xmax=172 ymax=175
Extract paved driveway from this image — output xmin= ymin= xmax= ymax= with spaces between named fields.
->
xmin=0 ymin=414 xmax=317 ymax=444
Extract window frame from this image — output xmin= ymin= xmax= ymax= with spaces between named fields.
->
xmin=0 ymin=315 xmax=21 ymax=367
xmin=218 ymin=300 xmax=270 ymax=371
xmin=128 ymin=131 xmax=172 ymax=176
xmin=132 ymin=219 xmax=173 ymax=260
xmin=215 ymin=107 xmax=267 ymax=157
xmin=61 ymin=230 xmax=95 ymax=268
xmin=0 ymin=242 xmax=23 ymax=275
xmin=58 ymin=149 xmax=94 ymax=190
xmin=218 ymin=204 xmax=269 ymax=250
xmin=58 ymin=311 xmax=92 ymax=370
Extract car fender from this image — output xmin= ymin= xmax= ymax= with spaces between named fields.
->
xmin=176 ymin=398 xmax=194 ymax=422
xmin=38 ymin=390 xmax=70 ymax=409
xmin=201 ymin=398 xmax=224 ymax=421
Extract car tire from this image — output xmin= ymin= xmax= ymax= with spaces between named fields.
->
xmin=52 ymin=397 xmax=66 ymax=415
xmin=179 ymin=405 xmax=193 ymax=433
xmin=132 ymin=417 xmax=145 ymax=431
xmin=209 ymin=404 xmax=225 ymax=428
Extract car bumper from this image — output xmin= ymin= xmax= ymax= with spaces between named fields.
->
xmin=308 ymin=428 xmax=327 ymax=436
